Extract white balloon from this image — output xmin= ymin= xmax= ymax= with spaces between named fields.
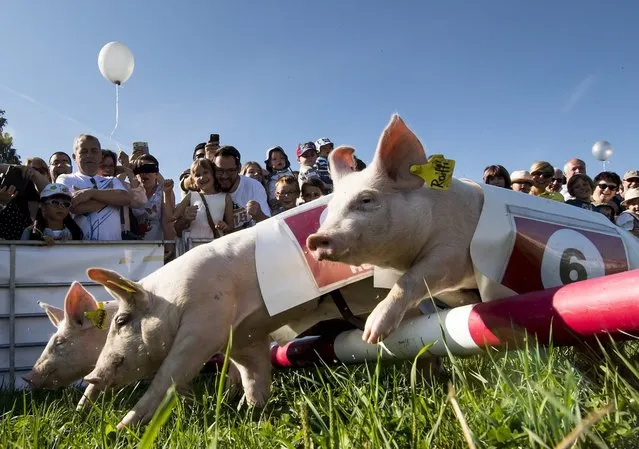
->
xmin=591 ymin=140 xmax=613 ymax=162
xmin=98 ymin=42 xmax=135 ymax=85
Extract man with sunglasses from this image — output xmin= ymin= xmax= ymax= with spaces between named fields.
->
xmin=547 ymin=168 xmax=565 ymax=194
xmin=57 ymin=134 xmax=131 ymax=241
xmin=622 ymin=170 xmax=639 ymax=201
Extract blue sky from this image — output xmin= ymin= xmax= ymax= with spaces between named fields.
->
xmin=2 ymin=1 xmax=638 ymax=185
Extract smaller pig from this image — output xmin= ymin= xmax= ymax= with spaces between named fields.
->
xmin=306 ymin=114 xmax=485 ymax=344
xmin=23 ymin=282 xmax=118 ymax=409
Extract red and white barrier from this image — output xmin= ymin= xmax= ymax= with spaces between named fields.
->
xmin=271 ymin=269 xmax=639 ymax=367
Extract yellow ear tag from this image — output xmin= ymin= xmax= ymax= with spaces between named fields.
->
xmin=84 ymin=301 xmax=107 ymax=329
xmin=106 ymin=279 xmax=137 ymax=293
xmin=409 ymin=154 xmax=456 ymax=191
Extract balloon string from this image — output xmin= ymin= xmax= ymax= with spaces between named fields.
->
xmin=109 ymin=83 xmax=122 ymax=152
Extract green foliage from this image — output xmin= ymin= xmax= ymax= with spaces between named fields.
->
xmin=0 ymin=342 xmax=637 ymax=448
xmin=0 ymin=109 xmax=21 ymax=164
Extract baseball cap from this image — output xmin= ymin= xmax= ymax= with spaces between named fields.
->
xmin=315 ymin=138 xmax=333 ymax=148
xmin=40 ymin=183 xmax=72 ymax=201
xmin=297 ymin=142 xmax=317 ymax=158
xmin=623 ymin=170 xmax=639 ymax=181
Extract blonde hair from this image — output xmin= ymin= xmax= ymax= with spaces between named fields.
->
xmin=530 ymin=161 xmax=554 ymax=176
xmin=188 ymin=158 xmax=220 ymax=192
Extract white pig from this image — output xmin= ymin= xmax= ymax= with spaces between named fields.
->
xmin=23 ymin=282 xmax=118 ymax=409
xmin=25 ymin=279 xmax=385 ymax=411
xmin=306 ymin=114 xmax=484 ymax=344
xmin=83 ymin=253 xmax=395 ymax=429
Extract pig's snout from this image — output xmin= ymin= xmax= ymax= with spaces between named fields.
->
xmin=306 ymin=233 xmax=330 ymax=252
xmin=84 ymin=370 xmax=110 ymax=389
xmin=22 ymin=372 xmax=34 ymax=385
xmin=306 ymin=233 xmax=343 ymax=261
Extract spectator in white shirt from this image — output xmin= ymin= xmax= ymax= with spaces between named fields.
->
xmin=213 ymin=145 xmax=271 ymax=230
xmin=56 ymin=134 xmax=131 ymax=241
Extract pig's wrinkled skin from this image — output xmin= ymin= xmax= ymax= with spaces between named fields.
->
xmin=306 ymin=114 xmax=484 ymax=344
xmin=83 ymin=258 xmax=392 ymax=429
xmin=23 ymin=282 xmax=118 ymax=410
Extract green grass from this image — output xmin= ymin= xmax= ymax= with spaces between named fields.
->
xmin=1 ymin=340 xmax=638 ymax=449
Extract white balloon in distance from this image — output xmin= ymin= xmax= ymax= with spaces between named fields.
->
xmin=591 ymin=140 xmax=613 ymax=162
xmin=98 ymin=42 xmax=135 ymax=85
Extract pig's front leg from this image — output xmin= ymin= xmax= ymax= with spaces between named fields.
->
xmin=76 ymin=383 xmax=99 ymax=411
xmin=117 ymin=329 xmax=225 ymax=429
xmin=363 ymin=256 xmax=471 ymax=344
xmin=231 ymin=336 xmax=272 ymax=407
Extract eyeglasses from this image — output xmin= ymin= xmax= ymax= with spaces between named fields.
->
xmin=531 ymin=171 xmax=552 ymax=179
xmin=596 ymin=183 xmax=617 ymax=191
xmin=625 ymin=177 xmax=639 ymax=184
xmin=45 ymin=198 xmax=71 ymax=208
xmin=215 ymin=167 xmax=239 ymax=176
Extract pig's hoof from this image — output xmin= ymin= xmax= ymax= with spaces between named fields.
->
xmin=117 ymin=410 xmax=139 ymax=430
xmin=245 ymin=388 xmax=269 ymax=408
xmin=362 ymin=299 xmax=405 ymax=345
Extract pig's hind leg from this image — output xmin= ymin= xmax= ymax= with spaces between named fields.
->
xmin=117 ymin=325 xmax=228 ymax=429
xmin=231 ymin=335 xmax=272 ymax=407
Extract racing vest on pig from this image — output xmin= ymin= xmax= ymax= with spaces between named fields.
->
xmin=254 ymin=182 xmax=639 ymax=316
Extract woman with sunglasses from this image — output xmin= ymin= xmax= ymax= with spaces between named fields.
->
xmin=21 ymin=183 xmax=83 ymax=245
xmin=529 ymin=161 xmax=564 ymax=202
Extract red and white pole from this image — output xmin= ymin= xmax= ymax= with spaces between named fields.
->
xmin=272 ymin=269 xmax=639 ymax=367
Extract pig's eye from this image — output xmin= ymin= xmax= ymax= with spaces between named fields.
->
xmin=115 ymin=313 xmax=131 ymax=327
xmin=54 ymin=336 xmax=65 ymax=346
xmin=355 ymin=192 xmax=378 ymax=210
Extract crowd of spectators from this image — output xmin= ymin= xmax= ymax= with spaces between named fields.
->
xmin=482 ymin=159 xmax=639 ymax=236
xmin=1 ymin=133 xmax=638 ymax=263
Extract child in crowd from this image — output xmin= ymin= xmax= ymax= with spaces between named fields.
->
xmin=616 ymin=188 xmax=639 ymax=237
xmin=272 ymin=176 xmax=300 ymax=215
xmin=22 ymin=183 xmax=83 ymax=245
xmin=297 ymin=142 xmax=321 ymax=188
xmin=565 ymin=174 xmax=597 ymax=212
xmin=264 ymin=147 xmax=294 ymax=209
xmin=174 ymin=158 xmax=233 ymax=240
xmin=314 ymin=138 xmax=334 ymax=192
xmin=300 ymin=178 xmax=326 ymax=204
xmin=241 ymin=161 xmax=267 ymax=187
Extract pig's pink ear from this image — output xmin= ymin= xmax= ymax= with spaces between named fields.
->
xmin=39 ymin=302 xmax=64 ymax=328
xmin=328 ymin=146 xmax=357 ymax=184
xmin=371 ymin=114 xmax=427 ymax=189
xmin=86 ymin=268 xmax=145 ymax=308
xmin=64 ymin=282 xmax=98 ymax=328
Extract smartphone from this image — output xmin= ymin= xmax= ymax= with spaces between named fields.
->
xmin=132 ymin=141 xmax=149 ymax=154
xmin=209 ymin=134 xmax=219 ymax=144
